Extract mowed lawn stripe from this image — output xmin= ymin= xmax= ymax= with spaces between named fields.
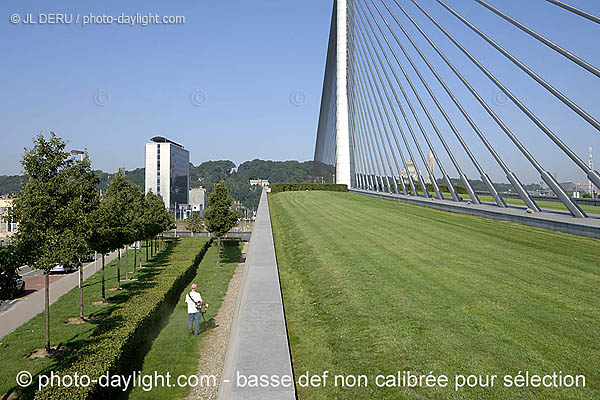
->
xmin=269 ymin=191 xmax=600 ymax=400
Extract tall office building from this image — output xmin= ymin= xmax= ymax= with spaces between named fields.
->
xmin=145 ymin=136 xmax=190 ymax=217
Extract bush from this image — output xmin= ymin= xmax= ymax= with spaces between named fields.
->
xmin=0 ymin=246 xmax=19 ymax=300
xmin=35 ymin=238 xmax=212 ymax=400
xmin=270 ymin=183 xmax=348 ymax=194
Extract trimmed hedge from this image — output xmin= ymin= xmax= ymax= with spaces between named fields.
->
xmin=270 ymin=183 xmax=348 ymax=193
xmin=35 ymin=238 xmax=211 ymax=400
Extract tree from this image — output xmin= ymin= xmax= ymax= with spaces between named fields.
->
xmin=125 ymin=185 xmax=145 ymax=275
xmin=103 ymin=173 xmax=145 ymax=285
xmin=10 ymin=133 xmax=80 ymax=352
xmin=63 ymin=153 xmax=100 ymax=319
xmin=203 ymin=182 xmax=239 ymax=267
xmin=185 ymin=213 xmax=205 ymax=236
xmin=88 ymin=195 xmax=120 ymax=303
xmin=122 ymin=180 xmax=145 ymax=277
xmin=143 ymin=192 xmax=173 ymax=258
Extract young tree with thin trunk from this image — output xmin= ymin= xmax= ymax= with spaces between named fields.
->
xmin=10 ymin=133 xmax=81 ymax=352
xmin=143 ymin=192 xmax=173 ymax=259
xmin=103 ymin=173 xmax=143 ymax=289
xmin=89 ymin=196 xmax=119 ymax=303
xmin=63 ymin=153 xmax=100 ymax=320
xmin=122 ymin=180 xmax=144 ymax=279
xmin=185 ymin=213 xmax=205 ymax=237
xmin=203 ymin=182 xmax=240 ymax=267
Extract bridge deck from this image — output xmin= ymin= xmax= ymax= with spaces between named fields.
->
xmin=351 ymin=189 xmax=600 ymax=239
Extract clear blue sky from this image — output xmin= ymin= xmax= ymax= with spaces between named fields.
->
xmin=1 ymin=0 xmax=599 ymax=186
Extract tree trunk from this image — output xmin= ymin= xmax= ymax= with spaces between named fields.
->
xmin=102 ymin=254 xmax=106 ymax=303
xmin=45 ymin=273 xmax=50 ymax=352
xmin=79 ymin=261 xmax=84 ymax=319
xmin=217 ymin=236 xmax=221 ymax=267
xmin=133 ymin=242 xmax=137 ymax=273
xmin=125 ymin=245 xmax=129 ymax=279
xmin=146 ymin=238 xmax=149 ymax=260
xmin=117 ymin=248 xmax=121 ymax=290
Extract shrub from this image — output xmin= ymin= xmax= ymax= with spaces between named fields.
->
xmin=0 ymin=246 xmax=20 ymax=300
xmin=270 ymin=183 xmax=348 ymax=194
xmin=35 ymin=238 xmax=212 ymax=400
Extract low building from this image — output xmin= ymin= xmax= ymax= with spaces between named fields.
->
xmin=400 ymin=160 xmax=419 ymax=181
xmin=188 ymin=187 xmax=208 ymax=217
xmin=560 ymin=181 xmax=593 ymax=198
xmin=0 ymin=198 xmax=17 ymax=238
xmin=250 ymin=179 xmax=270 ymax=188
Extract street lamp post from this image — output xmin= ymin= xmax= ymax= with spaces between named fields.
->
xmin=71 ymin=149 xmax=85 ymax=290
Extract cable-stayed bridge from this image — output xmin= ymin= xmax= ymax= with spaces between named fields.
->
xmin=314 ymin=0 xmax=600 ymax=225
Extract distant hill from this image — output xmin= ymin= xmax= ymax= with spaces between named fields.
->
xmin=0 ymin=161 xmax=549 ymax=210
xmin=0 ymin=176 xmax=22 ymax=195
xmin=0 ymin=159 xmax=326 ymax=210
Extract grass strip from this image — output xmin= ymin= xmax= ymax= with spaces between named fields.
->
xmin=269 ymin=191 xmax=600 ymax=400
xmin=31 ymin=238 xmax=209 ymax=399
xmin=126 ymin=240 xmax=241 ymax=400
xmin=0 ymin=243 xmax=154 ymax=397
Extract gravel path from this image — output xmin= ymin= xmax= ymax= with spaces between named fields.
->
xmin=187 ymin=242 xmax=248 ymax=400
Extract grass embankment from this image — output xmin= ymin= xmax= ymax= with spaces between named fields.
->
xmin=127 ymin=240 xmax=242 ymax=400
xmin=269 ymin=191 xmax=600 ymax=400
xmin=0 ymin=244 xmax=153 ymax=397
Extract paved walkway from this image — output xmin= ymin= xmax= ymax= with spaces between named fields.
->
xmin=351 ymin=189 xmax=600 ymax=239
xmin=0 ymin=250 xmax=120 ymax=339
xmin=218 ymin=189 xmax=296 ymax=400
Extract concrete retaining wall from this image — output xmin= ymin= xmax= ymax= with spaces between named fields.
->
xmin=218 ymin=189 xmax=296 ymax=400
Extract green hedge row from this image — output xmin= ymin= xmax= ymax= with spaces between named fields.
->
xmin=35 ymin=238 xmax=212 ymax=400
xmin=270 ymin=183 xmax=348 ymax=193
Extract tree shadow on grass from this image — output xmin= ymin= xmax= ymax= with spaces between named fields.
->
xmin=6 ymin=241 xmax=182 ymax=400
xmin=219 ymin=242 xmax=242 ymax=265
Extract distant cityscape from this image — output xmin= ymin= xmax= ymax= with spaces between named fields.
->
xmin=1 ymin=137 xmax=597 ymax=244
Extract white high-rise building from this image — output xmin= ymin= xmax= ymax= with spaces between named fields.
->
xmin=145 ymin=136 xmax=190 ymax=218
